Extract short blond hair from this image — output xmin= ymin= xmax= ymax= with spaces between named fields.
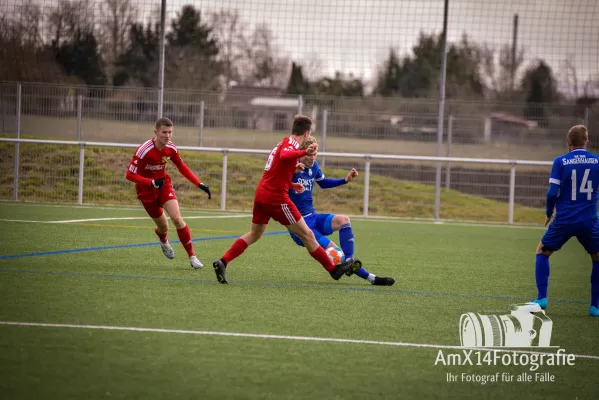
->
xmin=568 ymin=125 xmax=588 ymax=147
xmin=300 ymin=135 xmax=317 ymax=150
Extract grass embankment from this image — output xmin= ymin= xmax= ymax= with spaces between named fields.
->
xmin=0 ymin=143 xmax=545 ymax=224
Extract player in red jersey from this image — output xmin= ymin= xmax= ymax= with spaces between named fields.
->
xmin=212 ymin=114 xmax=356 ymax=283
xmin=125 ymin=117 xmax=212 ymax=269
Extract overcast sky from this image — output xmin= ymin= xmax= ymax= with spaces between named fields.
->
xmin=173 ymin=0 xmax=599 ymax=88
xmin=5 ymin=0 xmax=598 ymax=91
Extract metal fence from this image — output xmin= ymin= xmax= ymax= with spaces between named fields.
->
xmin=0 ymin=137 xmax=551 ymax=225
xmin=0 ymin=82 xmax=595 ymax=162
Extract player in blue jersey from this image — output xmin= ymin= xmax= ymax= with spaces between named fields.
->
xmin=532 ymin=125 xmax=599 ymax=316
xmin=288 ymin=137 xmax=395 ymax=286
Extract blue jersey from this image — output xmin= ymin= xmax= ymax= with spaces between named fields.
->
xmin=550 ymin=149 xmax=599 ymax=223
xmin=289 ymin=161 xmax=326 ymax=216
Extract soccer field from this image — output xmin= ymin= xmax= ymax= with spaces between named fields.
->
xmin=0 ymin=202 xmax=597 ymax=399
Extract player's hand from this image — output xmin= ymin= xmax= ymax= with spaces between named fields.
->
xmin=544 ymin=216 xmax=552 ymax=227
xmin=295 ymin=163 xmax=306 ymax=173
xmin=199 ymin=183 xmax=211 ymax=199
xmin=291 ymin=182 xmax=305 ymax=194
xmin=151 ymin=178 xmax=164 ymax=189
xmin=345 ymin=168 xmax=359 ymax=182
xmin=306 ymin=143 xmax=318 ymax=156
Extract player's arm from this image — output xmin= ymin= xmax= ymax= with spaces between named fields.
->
xmin=125 ymin=155 xmax=155 ymax=187
xmin=280 ymin=142 xmax=316 ymax=160
xmin=545 ymin=158 xmax=562 ymax=225
xmin=170 ymin=152 xmax=211 ymax=198
xmin=316 ymin=167 xmax=358 ymax=189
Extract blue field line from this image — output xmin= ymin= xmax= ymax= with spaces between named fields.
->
xmin=0 ymin=231 xmax=288 ymax=260
xmin=0 ymin=267 xmax=588 ymax=305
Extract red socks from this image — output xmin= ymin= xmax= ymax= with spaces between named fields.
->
xmin=310 ymin=246 xmax=335 ymax=272
xmin=176 ymin=225 xmax=195 ymax=257
xmin=222 ymin=238 xmax=248 ymax=264
xmin=154 ymin=228 xmax=168 ymax=243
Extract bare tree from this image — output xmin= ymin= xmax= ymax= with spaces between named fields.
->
xmin=243 ymin=23 xmax=289 ymax=87
xmin=209 ymin=9 xmax=247 ymax=89
xmin=480 ymin=43 xmax=524 ymax=99
xmin=0 ymin=2 xmax=70 ymax=83
xmin=98 ymin=0 xmax=138 ymax=82
xmin=15 ymin=0 xmax=44 ymax=45
xmin=47 ymin=0 xmax=97 ymax=46
xmin=302 ymin=52 xmax=324 ymax=82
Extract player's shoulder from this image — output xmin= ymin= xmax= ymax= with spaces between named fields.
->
xmin=135 ymin=138 xmax=155 ymax=158
xmin=165 ymin=140 xmax=178 ymax=153
xmin=284 ymin=136 xmax=300 ymax=149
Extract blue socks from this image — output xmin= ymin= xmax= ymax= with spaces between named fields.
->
xmin=535 ymin=254 xmax=550 ymax=299
xmin=339 ymin=223 xmax=355 ymax=259
xmin=355 ymin=267 xmax=369 ymax=280
xmin=591 ymin=261 xmax=599 ymax=308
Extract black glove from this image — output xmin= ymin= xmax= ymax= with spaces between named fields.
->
xmin=151 ymin=178 xmax=164 ymax=189
xmin=199 ymin=183 xmax=211 ymax=199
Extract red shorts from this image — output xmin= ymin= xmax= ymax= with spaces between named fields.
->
xmin=138 ymin=185 xmax=177 ymax=219
xmin=252 ymin=199 xmax=302 ymax=226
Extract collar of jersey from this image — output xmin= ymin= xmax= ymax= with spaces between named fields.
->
xmin=571 ymin=148 xmax=586 ymax=152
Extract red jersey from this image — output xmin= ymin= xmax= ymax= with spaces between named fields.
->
xmin=255 ymin=136 xmax=307 ymax=203
xmin=125 ymin=138 xmax=201 ymax=196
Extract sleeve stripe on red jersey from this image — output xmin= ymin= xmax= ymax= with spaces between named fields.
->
xmin=289 ymin=137 xmax=299 ymax=148
xmin=135 ymin=139 xmax=153 ymax=157
xmin=128 ymin=165 xmax=138 ymax=174
xmin=166 ymin=143 xmax=178 ymax=152
xmin=136 ymin=140 xmax=155 ymax=159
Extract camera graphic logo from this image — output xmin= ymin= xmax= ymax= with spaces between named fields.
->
xmin=459 ymin=302 xmax=553 ymax=348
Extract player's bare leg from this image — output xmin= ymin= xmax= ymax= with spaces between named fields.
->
xmin=213 ymin=223 xmax=266 ymax=284
xmin=532 ymin=242 xmax=553 ymax=309
xmin=287 ymin=219 xmax=354 ymax=280
xmin=152 ymin=212 xmax=175 ymax=260
xmin=163 ymin=199 xmax=202 ymax=269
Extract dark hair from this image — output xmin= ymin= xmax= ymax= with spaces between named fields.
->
xmin=291 ymin=114 xmax=312 ymax=135
xmin=568 ymin=125 xmax=588 ymax=147
xmin=155 ymin=117 xmax=174 ymax=130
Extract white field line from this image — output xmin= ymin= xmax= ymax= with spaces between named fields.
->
xmin=0 ymin=202 xmax=545 ymax=230
xmin=0 ymin=201 xmax=248 ymax=215
xmin=350 ymin=216 xmax=546 ymax=231
xmin=0 ymin=215 xmax=251 ymax=224
xmin=1 ymin=321 xmax=598 ymax=361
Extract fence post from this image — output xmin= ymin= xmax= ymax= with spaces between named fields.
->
xmin=2 ymin=98 xmax=5 ymax=133
xmin=76 ymin=95 xmax=83 ymax=141
xmin=363 ymin=157 xmax=370 ymax=217
xmin=445 ymin=114 xmax=453 ymax=190
xmin=508 ymin=162 xmax=516 ymax=225
xmin=199 ymin=100 xmax=205 ymax=147
xmin=321 ymin=109 xmax=328 ymax=167
xmin=221 ymin=150 xmax=228 ymax=211
xmin=298 ymin=95 xmax=303 ymax=115
xmin=13 ymin=83 xmax=22 ymax=201
xmin=78 ymin=143 xmax=85 ymax=204
xmin=584 ymin=106 xmax=589 ymax=127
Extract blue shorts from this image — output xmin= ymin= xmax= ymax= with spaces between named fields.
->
xmin=289 ymin=213 xmax=335 ymax=248
xmin=541 ymin=218 xmax=599 ymax=254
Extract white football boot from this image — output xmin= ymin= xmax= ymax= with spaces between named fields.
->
xmin=189 ymin=255 xmax=203 ymax=270
xmin=160 ymin=240 xmax=175 ymax=259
